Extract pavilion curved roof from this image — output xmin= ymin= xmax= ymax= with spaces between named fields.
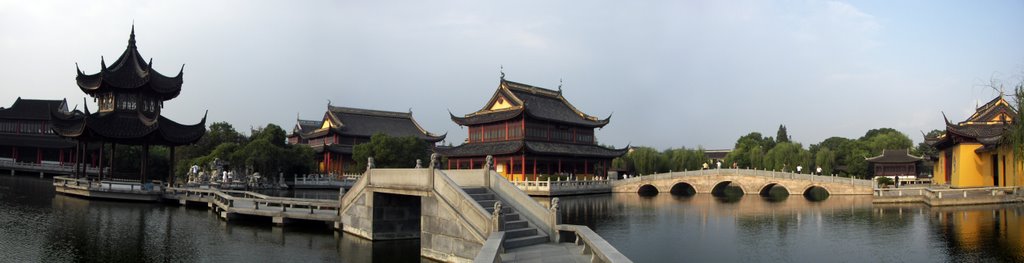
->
xmin=450 ymin=79 xmax=611 ymax=128
xmin=75 ymin=26 xmax=183 ymax=101
xmin=50 ymin=107 xmax=206 ymax=146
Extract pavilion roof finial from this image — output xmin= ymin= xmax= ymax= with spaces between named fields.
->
xmin=558 ymin=78 xmax=563 ymax=94
xmin=128 ymin=24 xmax=136 ymax=48
xmin=500 ymin=65 xmax=505 ymax=80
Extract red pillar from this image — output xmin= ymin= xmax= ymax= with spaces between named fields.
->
xmin=558 ymin=159 xmax=562 ymax=174
xmin=59 ymin=149 xmax=64 ymax=165
xmin=36 ymin=148 xmax=41 ymax=164
xmin=533 ymin=158 xmax=537 ymax=181
xmin=584 ymin=159 xmax=589 ymax=177
xmin=509 ymin=157 xmax=514 ymax=180
xmin=520 ymin=154 xmax=525 ymax=182
xmin=327 ymin=151 xmax=332 ymax=174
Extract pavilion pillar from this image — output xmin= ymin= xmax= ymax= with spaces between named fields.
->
xmin=59 ymin=148 xmax=64 ymax=166
xmin=326 ymin=152 xmax=332 ymax=174
xmin=36 ymin=148 xmax=41 ymax=164
xmin=73 ymin=142 xmax=80 ymax=177
xmin=521 ymin=154 xmax=525 ymax=182
xmin=110 ymin=143 xmax=117 ymax=179
xmin=82 ymin=142 xmax=89 ymax=178
xmin=98 ymin=142 xmax=104 ymax=181
xmin=585 ymin=159 xmax=589 ymax=177
xmin=168 ymin=146 xmax=175 ymax=186
xmin=533 ymin=158 xmax=537 ymax=181
xmin=558 ymin=159 xmax=562 ymax=174
xmin=509 ymin=157 xmax=514 ymax=180
xmin=141 ymin=144 xmax=149 ymax=184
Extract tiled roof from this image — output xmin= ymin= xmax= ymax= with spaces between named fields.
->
xmin=0 ymin=98 xmax=67 ymax=120
xmin=866 ymin=149 xmax=923 ymax=164
xmin=51 ymin=109 xmax=206 ymax=146
xmin=438 ymin=140 xmax=626 ymax=158
xmin=451 ymin=79 xmax=610 ymax=128
xmin=75 ymin=26 xmax=183 ymax=101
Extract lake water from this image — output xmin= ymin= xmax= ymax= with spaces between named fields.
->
xmin=2 ymin=174 xmax=1022 ymax=262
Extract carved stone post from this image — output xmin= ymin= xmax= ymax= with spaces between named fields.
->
xmin=485 ymin=155 xmax=494 ymax=188
xmin=366 ymin=157 xmax=374 ymax=186
xmin=549 ymin=197 xmax=560 ymax=242
xmin=491 ymin=201 xmax=504 ymax=233
xmin=428 ymin=153 xmax=437 ymax=189
xmin=415 ymin=159 xmax=422 ymax=168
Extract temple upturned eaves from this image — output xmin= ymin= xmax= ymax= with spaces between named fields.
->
xmin=441 ymin=78 xmax=626 ymax=181
xmin=289 ymin=105 xmax=445 ymax=174
xmin=51 ymin=26 xmax=206 ymax=183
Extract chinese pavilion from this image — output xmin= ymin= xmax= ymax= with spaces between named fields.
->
xmin=51 ymin=26 xmax=206 ymax=185
xmin=928 ymin=94 xmax=1022 ymax=187
xmin=288 ymin=105 xmax=445 ymax=174
xmin=865 ymin=149 xmax=923 ymax=178
xmin=440 ymin=77 xmax=627 ymax=181
xmin=0 ymin=98 xmax=77 ymax=166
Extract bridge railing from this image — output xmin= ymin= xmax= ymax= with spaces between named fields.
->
xmin=434 ymin=169 xmax=493 ymax=241
xmin=557 ymin=224 xmax=633 ymax=263
xmin=921 ymin=187 xmax=1017 ymax=200
xmin=614 ymin=168 xmax=873 ymax=187
xmin=3 ymin=160 xmax=109 ymax=174
xmin=367 ymin=168 xmax=432 ymax=190
xmin=512 ymin=178 xmax=612 ymax=193
xmin=54 ymin=176 xmax=163 ymax=193
xmin=487 ymin=170 xmax=556 ymax=241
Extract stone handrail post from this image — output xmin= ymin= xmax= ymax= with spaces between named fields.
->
xmin=365 ymin=157 xmax=375 ymax=187
xmin=484 ymin=155 xmax=494 ymax=187
xmin=549 ymin=197 xmax=560 ymax=242
xmin=491 ymin=201 xmax=504 ymax=233
xmin=428 ymin=153 xmax=437 ymax=189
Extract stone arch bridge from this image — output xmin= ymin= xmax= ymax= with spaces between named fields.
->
xmin=611 ymin=169 xmax=874 ymax=196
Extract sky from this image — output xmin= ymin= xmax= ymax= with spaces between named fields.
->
xmin=1 ymin=0 xmax=1022 ymax=150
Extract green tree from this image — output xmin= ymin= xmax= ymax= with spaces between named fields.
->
xmin=776 ymin=124 xmax=790 ymax=143
xmin=626 ymin=147 xmax=663 ymax=175
xmin=1007 ymin=81 xmax=1024 ymax=186
xmin=814 ymin=147 xmax=836 ymax=175
xmin=250 ymin=123 xmax=287 ymax=147
xmin=915 ymin=129 xmax=943 ymax=158
xmin=352 ymin=133 xmax=430 ymax=171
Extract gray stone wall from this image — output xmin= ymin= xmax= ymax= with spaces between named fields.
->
xmin=421 ymin=196 xmax=484 ymax=262
xmin=341 ymin=190 xmax=373 ymax=239
xmin=372 ymin=192 xmax=421 ymax=240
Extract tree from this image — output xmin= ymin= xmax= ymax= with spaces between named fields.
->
xmin=626 ymin=147 xmax=663 ymax=175
xmin=776 ymin=124 xmax=790 ymax=143
xmin=1007 ymin=81 xmax=1024 ymax=187
xmin=352 ymin=133 xmax=430 ymax=171
xmin=250 ymin=123 xmax=287 ymax=147
xmin=914 ymin=129 xmax=943 ymax=158
xmin=814 ymin=147 xmax=836 ymax=175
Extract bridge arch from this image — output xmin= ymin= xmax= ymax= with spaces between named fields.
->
xmin=637 ymin=184 xmax=659 ymax=196
xmin=758 ymin=183 xmax=791 ymax=196
xmin=801 ymin=185 xmax=831 ymax=201
xmin=669 ymin=182 xmax=696 ymax=196
xmin=711 ymin=181 xmax=746 ymax=197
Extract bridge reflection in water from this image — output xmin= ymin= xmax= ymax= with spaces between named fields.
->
xmin=547 ymin=193 xmax=1024 ymax=262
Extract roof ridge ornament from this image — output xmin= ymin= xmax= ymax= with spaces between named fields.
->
xmin=558 ymin=78 xmax=563 ymax=94
xmin=128 ymin=24 xmax=136 ymax=48
xmin=500 ymin=65 xmax=505 ymax=80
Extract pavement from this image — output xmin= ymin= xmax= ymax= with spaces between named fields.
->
xmin=501 ymin=243 xmax=591 ymax=263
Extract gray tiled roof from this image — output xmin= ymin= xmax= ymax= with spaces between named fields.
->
xmin=0 ymin=98 xmax=67 ymax=120
xmin=75 ymin=26 xmax=183 ymax=101
xmin=866 ymin=149 xmax=923 ymax=164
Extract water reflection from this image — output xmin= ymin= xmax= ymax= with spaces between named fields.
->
xmin=552 ymin=193 xmax=1024 ymax=262
xmin=0 ymin=176 xmax=418 ymax=262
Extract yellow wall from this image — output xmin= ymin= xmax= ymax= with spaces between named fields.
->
xmin=934 ymin=143 xmax=1024 ymax=188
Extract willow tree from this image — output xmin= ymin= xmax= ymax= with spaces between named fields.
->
xmin=1007 ymin=82 xmax=1024 ymax=186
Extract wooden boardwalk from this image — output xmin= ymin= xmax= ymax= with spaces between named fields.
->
xmin=164 ymin=187 xmax=341 ymax=224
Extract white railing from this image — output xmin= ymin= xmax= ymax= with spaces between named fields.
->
xmin=557 ymin=224 xmax=633 ymax=263
xmin=1 ymin=160 xmax=109 ymax=174
xmin=875 ymin=186 xmax=1018 ymax=199
xmin=53 ymin=176 xmax=163 ymax=193
xmin=512 ymin=178 xmax=612 ymax=193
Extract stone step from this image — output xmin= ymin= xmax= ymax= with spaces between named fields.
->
xmin=504 ymin=219 xmax=529 ymax=230
xmin=476 ymin=199 xmax=498 ymax=208
xmin=504 ymin=227 xmax=538 ymax=239
xmin=469 ymin=193 xmax=494 ymax=201
xmin=462 ymin=187 xmax=488 ymax=195
xmin=483 ymin=206 xmax=514 ymax=214
xmin=502 ymin=212 xmax=520 ymax=221
xmin=504 ymin=234 xmax=549 ymax=249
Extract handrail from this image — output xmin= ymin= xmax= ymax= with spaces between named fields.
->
xmin=611 ymin=168 xmax=873 ymax=186
xmin=487 ymin=170 xmax=555 ymax=239
xmin=557 ymin=224 xmax=633 ymax=263
xmin=473 ymin=231 xmax=506 ymax=263
xmin=434 ymin=169 xmax=492 ymax=241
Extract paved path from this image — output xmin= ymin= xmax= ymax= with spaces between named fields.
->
xmin=501 ymin=243 xmax=591 ymax=263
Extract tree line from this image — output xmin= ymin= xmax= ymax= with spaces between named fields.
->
xmin=613 ymin=125 xmax=938 ymax=178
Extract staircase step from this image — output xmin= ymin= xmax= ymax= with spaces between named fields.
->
xmin=504 ymin=234 xmax=549 ymax=249
xmin=484 ymin=206 xmax=514 ymax=214
xmin=504 ymin=219 xmax=528 ymax=230
xmin=476 ymin=200 xmax=498 ymax=208
xmin=504 ymin=227 xmax=538 ymax=239
xmin=502 ymin=212 xmax=520 ymax=221
xmin=462 ymin=187 xmax=488 ymax=194
xmin=469 ymin=193 xmax=494 ymax=201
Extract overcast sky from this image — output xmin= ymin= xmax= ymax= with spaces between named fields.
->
xmin=1 ymin=1 xmax=1022 ymax=150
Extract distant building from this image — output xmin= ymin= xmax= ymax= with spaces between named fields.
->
xmin=866 ymin=149 xmax=923 ymax=178
xmin=704 ymin=149 xmax=731 ymax=165
xmin=0 ymin=98 xmax=75 ymax=165
xmin=440 ymin=77 xmax=626 ymax=181
xmin=928 ymin=94 xmax=1019 ymax=187
xmin=288 ymin=105 xmax=445 ymax=174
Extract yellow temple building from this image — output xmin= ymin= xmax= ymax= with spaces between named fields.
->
xmin=929 ymin=95 xmax=1023 ymax=188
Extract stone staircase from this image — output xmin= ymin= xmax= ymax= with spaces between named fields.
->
xmin=463 ymin=187 xmax=549 ymax=249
